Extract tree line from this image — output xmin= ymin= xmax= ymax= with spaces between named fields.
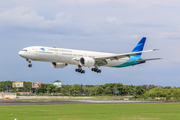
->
xmin=0 ymin=81 xmax=179 ymax=99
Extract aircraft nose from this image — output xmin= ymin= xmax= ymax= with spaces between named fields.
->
xmin=18 ymin=51 xmax=22 ymax=56
xmin=19 ymin=51 xmax=25 ymax=58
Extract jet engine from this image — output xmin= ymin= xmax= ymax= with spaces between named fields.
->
xmin=79 ymin=57 xmax=95 ymax=67
xmin=51 ymin=62 xmax=67 ymax=68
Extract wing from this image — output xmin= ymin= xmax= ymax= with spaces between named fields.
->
xmin=72 ymin=49 xmax=159 ymax=67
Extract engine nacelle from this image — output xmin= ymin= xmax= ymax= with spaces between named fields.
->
xmin=51 ymin=62 xmax=67 ymax=68
xmin=79 ymin=57 xmax=95 ymax=67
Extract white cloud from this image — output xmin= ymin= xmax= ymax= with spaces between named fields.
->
xmin=157 ymin=31 xmax=180 ymax=39
xmin=0 ymin=7 xmax=125 ymax=35
xmin=2 ymin=0 xmax=180 ymax=6
xmin=119 ymin=0 xmax=180 ymax=7
xmin=59 ymin=0 xmax=180 ymax=6
xmin=127 ymin=35 xmax=142 ymax=39
xmin=105 ymin=17 xmax=122 ymax=24
xmin=0 ymin=6 xmax=71 ymax=28
xmin=0 ymin=7 xmax=44 ymax=27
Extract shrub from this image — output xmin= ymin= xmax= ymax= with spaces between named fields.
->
xmin=62 ymin=93 xmax=70 ymax=96
xmin=151 ymin=95 xmax=155 ymax=99
xmin=166 ymin=95 xmax=171 ymax=101
xmin=108 ymin=94 xmax=112 ymax=96
xmin=16 ymin=93 xmax=21 ymax=96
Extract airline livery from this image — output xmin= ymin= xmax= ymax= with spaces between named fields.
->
xmin=18 ymin=37 xmax=161 ymax=74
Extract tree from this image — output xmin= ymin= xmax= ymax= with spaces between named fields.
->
xmin=134 ymin=86 xmax=146 ymax=96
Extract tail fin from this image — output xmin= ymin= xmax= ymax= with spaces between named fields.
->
xmin=131 ymin=37 xmax=146 ymax=59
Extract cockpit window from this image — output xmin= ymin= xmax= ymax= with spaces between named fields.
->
xmin=22 ymin=49 xmax=27 ymax=51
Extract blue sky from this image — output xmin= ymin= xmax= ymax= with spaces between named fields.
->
xmin=0 ymin=0 xmax=180 ymax=86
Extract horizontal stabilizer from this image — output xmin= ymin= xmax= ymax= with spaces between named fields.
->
xmin=94 ymin=49 xmax=159 ymax=61
xmin=135 ymin=58 xmax=162 ymax=62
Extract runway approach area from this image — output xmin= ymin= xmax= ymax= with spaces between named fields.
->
xmin=0 ymin=100 xmax=171 ymax=105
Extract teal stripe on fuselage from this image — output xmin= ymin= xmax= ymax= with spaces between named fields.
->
xmin=112 ymin=59 xmax=141 ymax=68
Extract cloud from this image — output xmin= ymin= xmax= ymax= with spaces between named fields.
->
xmin=0 ymin=6 xmax=81 ymax=35
xmin=118 ymin=0 xmax=180 ymax=7
xmin=0 ymin=6 xmax=124 ymax=35
xmin=105 ymin=17 xmax=122 ymax=24
xmin=0 ymin=6 xmax=72 ymax=28
xmin=157 ymin=31 xmax=180 ymax=40
xmin=0 ymin=7 xmax=43 ymax=27
xmin=59 ymin=0 xmax=180 ymax=6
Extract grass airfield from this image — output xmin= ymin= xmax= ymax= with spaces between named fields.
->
xmin=0 ymin=103 xmax=180 ymax=120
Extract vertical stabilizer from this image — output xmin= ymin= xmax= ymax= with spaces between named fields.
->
xmin=131 ymin=37 xmax=146 ymax=59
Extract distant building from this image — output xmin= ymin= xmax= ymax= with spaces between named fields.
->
xmin=55 ymin=80 xmax=61 ymax=82
xmin=53 ymin=80 xmax=62 ymax=88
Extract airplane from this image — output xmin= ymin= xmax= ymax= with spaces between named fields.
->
xmin=18 ymin=37 xmax=161 ymax=74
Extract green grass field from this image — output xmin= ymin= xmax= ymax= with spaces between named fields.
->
xmin=0 ymin=103 xmax=180 ymax=120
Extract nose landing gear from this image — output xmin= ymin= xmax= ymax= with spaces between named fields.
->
xmin=26 ymin=59 xmax=32 ymax=67
xmin=75 ymin=65 xmax=85 ymax=74
xmin=28 ymin=64 xmax=32 ymax=67
xmin=91 ymin=67 xmax=101 ymax=73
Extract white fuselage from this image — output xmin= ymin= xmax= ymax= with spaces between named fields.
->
xmin=18 ymin=46 xmax=130 ymax=67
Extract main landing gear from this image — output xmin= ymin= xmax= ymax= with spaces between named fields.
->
xmin=26 ymin=59 xmax=32 ymax=67
xmin=91 ymin=67 xmax=101 ymax=73
xmin=75 ymin=65 xmax=85 ymax=74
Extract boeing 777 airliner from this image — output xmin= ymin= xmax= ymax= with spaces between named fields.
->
xmin=18 ymin=37 xmax=161 ymax=74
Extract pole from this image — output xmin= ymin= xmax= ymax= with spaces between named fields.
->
xmin=0 ymin=77 xmax=1 ymax=92
xmin=47 ymin=85 xmax=48 ymax=94
xmin=69 ymin=88 xmax=70 ymax=95
xmin=35 ymin=88 xmax=37 ymax=95
xmin=0 ymin=78 xmax=1 ymax=90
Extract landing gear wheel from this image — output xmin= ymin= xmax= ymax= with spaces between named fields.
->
xmin=97 ymin=70 xmax=101 ymax=73
xmin=81 ymin=70 xmax=85 ymax=73
xmin=75 ymin=65 xmax=85 ymax=74
xmin=92 ymin=67 xmax=102 ymax=73
xmin=28 ymin=64 xmax=32 ymax=67
xmin=27 ymin=59 xmax=32 ymax=67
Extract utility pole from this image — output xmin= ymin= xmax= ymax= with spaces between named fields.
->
xmin=81 ymin=83 xmax=83 ymax=95
xmin=0 ymin=77 xmax=2 ymax=92
xmin=47 ymin=85 xmax=49 ymax=94
xmin=35 ymin=88 xmax=37 ymax=95
xmin=69 ymin=88 xmax=70 ymax=95
xmin=0 ymin=78 xmax=1 ymax=92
